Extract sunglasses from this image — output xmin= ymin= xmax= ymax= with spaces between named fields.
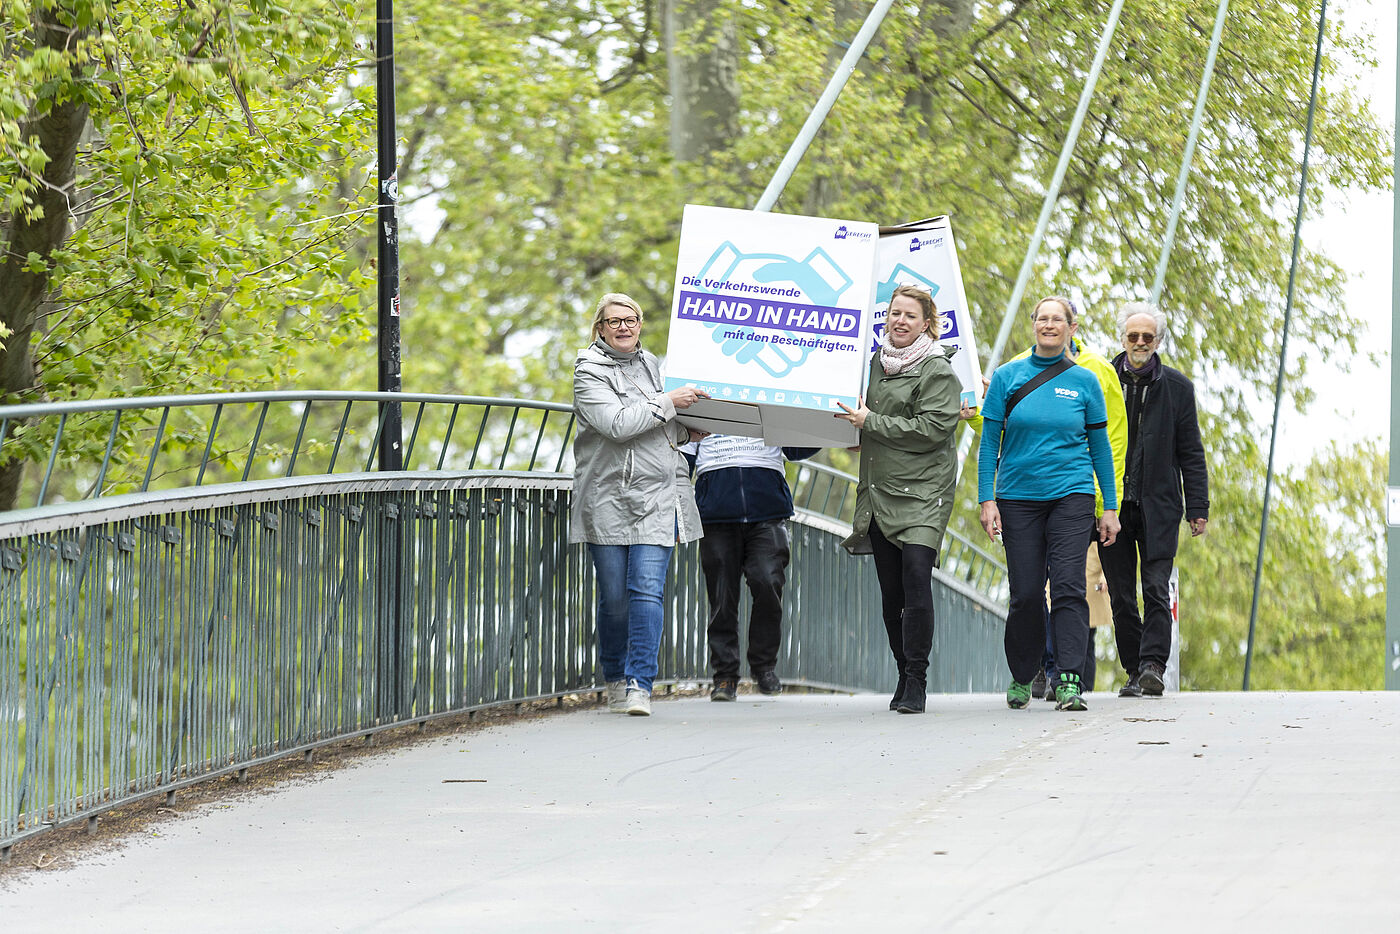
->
xmin=1125 ymin=331 xmax=1157 ymax=344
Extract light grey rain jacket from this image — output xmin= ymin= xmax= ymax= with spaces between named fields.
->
xmin=569 ymin=339 xmax=702 ymax=546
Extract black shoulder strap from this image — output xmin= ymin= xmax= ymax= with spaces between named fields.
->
xmin=1004 ymin=357 xmax=1073 ymax=421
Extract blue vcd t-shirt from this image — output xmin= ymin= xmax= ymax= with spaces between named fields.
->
xmin=977 ymin=352 xmax=1117 ymax=505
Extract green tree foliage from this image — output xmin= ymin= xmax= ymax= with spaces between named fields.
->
xmin=383 ymin=2 xmax=1387 ymax=397
xmin=362 ymin=1 xmax=684 ymax=400
xmin=1172 ymin=439 xmax=1387 ymax=691
xmin=1 ymin=1 xmax=374 ymax=499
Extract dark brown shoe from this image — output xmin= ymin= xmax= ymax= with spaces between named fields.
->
xmin=1139 ymin=662 xmax=1166 ymax=696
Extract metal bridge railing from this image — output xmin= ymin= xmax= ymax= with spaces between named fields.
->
xmin=0 ymin=392 xmax=1008 ymax=602
xmin=0 ymin=392 xmax=577 ymax=509
xmin=0 ymin=393 xmax=1007 ymax=859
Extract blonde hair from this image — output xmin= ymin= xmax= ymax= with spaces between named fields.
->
xmin=591 ymin=292 xmax=644 ymax=340
xmin=889 ymin=284 xmax=940 ymax=335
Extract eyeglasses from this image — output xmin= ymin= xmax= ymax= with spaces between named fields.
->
xmin=1125 ymin=331 xmax=1157 ymax=344
xmin=1034 ymin=315 xmax=1069 ymax=326
xmin=893 ymin=282 xmax=933 ymax=296
xmin=602 ymin=316 xmax=640 ymax=330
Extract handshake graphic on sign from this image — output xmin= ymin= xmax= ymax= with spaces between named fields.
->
xmin=870 ymin=264 xmax=944 ymax=352
xmin=694 ymin=242 xmax=856 ymax=378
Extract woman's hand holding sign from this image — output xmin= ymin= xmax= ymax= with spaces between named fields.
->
xmin=834 ymin=396 xmax=869 ymax=430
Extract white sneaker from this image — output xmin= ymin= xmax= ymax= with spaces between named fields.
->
xmin=624 ymin=680 xmax=651 ymax=717
xmin=605 ymin=680 xmax=628 ymax=713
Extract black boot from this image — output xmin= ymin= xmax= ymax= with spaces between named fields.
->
xmin=883 ymin=614 xmax=906 ymax=711
xmin=889 ymin=675 xmax=908 ymax=711
xmin=895 ymin=608 xmax=934 ymax=714
xmin=895 ymin=678 xmax=926 ymax=713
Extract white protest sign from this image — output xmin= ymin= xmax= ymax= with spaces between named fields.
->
xmin=664 ymin=204 xmax=879 ymax=424
xmin=873 ymin=216 xmax=984 ymax=407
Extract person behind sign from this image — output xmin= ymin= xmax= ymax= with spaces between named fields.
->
xmin=571 ymin=292 xmax=709 ymax=717
xmin=977 ymin=296 xmax=1120 ymax=712
xmin=683 ymin=435 xmax=819 ymax=701
xmin=834 ymin=284 xmax=961 ymax=714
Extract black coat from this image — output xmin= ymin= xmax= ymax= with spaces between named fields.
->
xmin=1110 ymin=352 xmax=1209 ymax=561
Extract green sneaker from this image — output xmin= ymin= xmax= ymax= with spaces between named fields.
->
xmin=1054 ymin=673 xmax=1088 ymax=711
xmin=1006 ymin=680 xmax=1033 ymax=709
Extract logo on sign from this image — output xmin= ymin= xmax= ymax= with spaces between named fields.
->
xmin=870 ymin=314 xmax=961 ymax=345
xmin=834 ymin=226 xmax=848 ymax=240
xmin=939 ymin=311 xmax=961 ymax=340
xmin=908 ymin=235 xmax=944 ymax=252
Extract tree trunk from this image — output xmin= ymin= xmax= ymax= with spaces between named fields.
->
xmin=0 ymin=12 xmax=94 ymax=508
xmin=798 ymin=0 xmax=868 ymax=217
xmin=924 ymin=0 xmax=974 ymax=40
xmin=904 ymin=0 xmax=976 ymax=126
xmin=663 ymin=0 xmax=739 ymax=163
xmin=803 ymin=1 xmax=975 ymax=215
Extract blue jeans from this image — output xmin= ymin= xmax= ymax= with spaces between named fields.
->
xmin=587 ymin=543 xmax=674 ymax=692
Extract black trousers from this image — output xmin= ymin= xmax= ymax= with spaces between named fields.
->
xmin=1043 ymin=542 xmax=1101 ymax=690
xmin=999 ymin=494 xmax=1096 ymax=684
xmin=868 ymin=521 xmax=937 ymax=682
xmin=699 ymin=520 xmax=789 ymax=680
xmin=1098 ymin=501 xmax=1174 ymax=675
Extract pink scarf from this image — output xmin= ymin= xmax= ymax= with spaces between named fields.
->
xmin=879 ymin=331 xmax=939 ymax=375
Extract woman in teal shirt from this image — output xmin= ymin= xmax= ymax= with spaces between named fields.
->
xmin=977 ymin=296 xmax=1119 ymax=711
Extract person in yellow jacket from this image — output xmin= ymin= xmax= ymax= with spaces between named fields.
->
xmin=964 ymin=316 xmax=1127 ymax=696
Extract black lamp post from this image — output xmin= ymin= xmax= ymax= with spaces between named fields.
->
xmin=376 ymin=0 xmax=402 ymax=470
xmin=375 ymin=0 xmax=404 ymax=718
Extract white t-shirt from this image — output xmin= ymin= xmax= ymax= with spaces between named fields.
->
xmin=688 ymin=435 xmax=785 ymax=476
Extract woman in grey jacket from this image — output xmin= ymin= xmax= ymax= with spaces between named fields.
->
xmin=571 ymin=293 xmax=707 ymax=716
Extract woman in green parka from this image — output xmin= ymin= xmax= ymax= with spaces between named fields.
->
xmin=835 ymin=284 xmax=962 ymax=714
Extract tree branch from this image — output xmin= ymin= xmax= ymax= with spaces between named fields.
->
xmin=969 ymin=58 xmax=1042 ymax=124
xmin=945 ymin=78 xmax=1046 ymax=150
xmin=971 ymin=0 xmax=1034 ymax=53
xmin=599 ymin=0 xmax=653 ymax=94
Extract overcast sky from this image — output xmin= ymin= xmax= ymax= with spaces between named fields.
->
xmin=1291 ymin=0 xmax=1395 ymax=466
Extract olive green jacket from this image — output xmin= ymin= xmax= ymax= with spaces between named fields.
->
xmin=842 ymin=347 xmax=962 ymax=559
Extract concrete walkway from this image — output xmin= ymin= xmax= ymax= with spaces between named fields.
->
xmin=2 ymin=691 xmax=1397 ymax=932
